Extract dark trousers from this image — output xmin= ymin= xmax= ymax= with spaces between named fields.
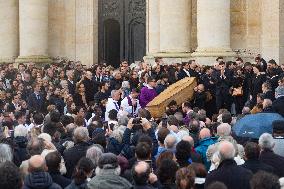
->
xmin=216 ymin=92 xmax=231 ymax=112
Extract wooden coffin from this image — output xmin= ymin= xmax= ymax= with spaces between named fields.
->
xmin=146 ymin=77 xmax=197 ymax=118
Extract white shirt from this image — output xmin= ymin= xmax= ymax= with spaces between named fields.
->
xmin=105 ymin=98 xmax=120 ymax=121
xmin=121 ymin=95 xmax=141 ymax=116
xmin=183 ymin=69 xmax=190 ymax=77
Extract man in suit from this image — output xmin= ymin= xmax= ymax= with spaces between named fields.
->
xmin=66 ymin=70 xmax=75 ymax=96
xmin=177 ymin=62 xmax=191 ymax=80
xmin=7 ymin=94 xmax=21 ymax=112
xmin=272 ymin=86 xmax=284 ymax=117
xmin=241 ymin=142 xmax=274 ymax=174
xmin=213 ymin=61 xmax=233 ymax=112
xmin=259 ymin=133 xmax=284 ymax=177
xmin=27 ymin=83 xmax=44 ymax=113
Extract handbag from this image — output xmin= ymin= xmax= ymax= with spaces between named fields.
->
xmin=232 ymin=87 xmax=243 ymax=96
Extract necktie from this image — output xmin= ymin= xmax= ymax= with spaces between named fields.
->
xmin=114 ymin=102 xmax=119 ymax=111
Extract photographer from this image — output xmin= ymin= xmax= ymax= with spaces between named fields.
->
xmin=121 ymin=118 xmax=158 ymax=160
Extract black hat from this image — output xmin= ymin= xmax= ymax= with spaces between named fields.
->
xmin=98 ymin=153 xmax=118 ymax=169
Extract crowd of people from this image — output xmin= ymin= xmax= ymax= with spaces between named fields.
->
xmin=0 ymin=55 xmax=284 ymax=189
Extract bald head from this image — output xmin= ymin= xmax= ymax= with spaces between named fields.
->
xmin=28 ymin=155 xmax=47 ymax=173
xmin=164 ymin=135 xmax=177 ymax=150
xmin=182 ymin=135 xmax=194 ymax=147
xmin=134 ymin=161 xmax=149 ymax=175
xmin=217 ymin=123 xmax=231 ymax=137
xmin=199 ymin=128 xmax=211 ymax=139
xmin=218 ymin=141 xmax=236 ymax=161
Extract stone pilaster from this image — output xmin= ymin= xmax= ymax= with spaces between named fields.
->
xmin=16 ymin=0 xmax=52 ymax=64
xmin=0 ymin=0 xmax=19 ymax=63
xmin=191 ymin=0 xmax=235 ymax=65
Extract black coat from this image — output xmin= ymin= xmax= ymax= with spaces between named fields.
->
xmin=205 ymin=159 xmax=252 ymax=189
xmin=177 ymin=69 xmax=190 ymax=80
xmin=272 ymin=96 xmax=284 ymax=117
xmin=82 ymin=78 xmax=95 ymax=103
xmin=14 ymin=136 xmax=29 ymax=166
xmin=27 ymin=92 xmax=45 ymax=113
xmin=23 ymin=172 xmax=62 ymax=189
xmin=264 ymin=90 xmax=275 ymax=102
xmin=259 ymin=149 xmax=284 ymax=177
xmin=49 ymin=171 xmax=71 ymax=189
xmin=241 ymin=159 xmax=274 ymax=174
xmin=67 ymin=80 xmax=76 ymax=96
xmin=63 ymin=142 xmax=90 ymax=178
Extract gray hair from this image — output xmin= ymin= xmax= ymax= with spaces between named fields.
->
xmin=111 ymin=90 xmax=119 ymax=98
xmin=86 ymin=146 xmax=103 ymax=167
xmin=14 ymin=125 xmax=28 ymax=137
xmin=259 ymin=133 xmax=275 ymax=150
xmin=275 ymin=86 xmax=284 ymax=98
xmin=73 ymin=127 xmax=89 ymax=143
xmin=217 ymin=123 xmax=231 ymax=137
xmin=118 ymin=115 xmax=129 ymax=126
xmin=0 ymin=144 xmax=13 ymax=163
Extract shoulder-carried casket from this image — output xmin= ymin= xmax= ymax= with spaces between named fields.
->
xmin=146 ymin=77 xmax=197 ymax=118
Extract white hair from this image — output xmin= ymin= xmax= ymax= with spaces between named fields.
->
xmin=121 ymin=81 xmax=130 ymax=89
xmin=259 ymin=133 xmax=275 ymax=150
xmin=177 ymin=130 xmax=189 ymax=141
xmin=86 ymin=146 xmax=103 ymax=166
xmin=0 ymin=144 xmax=13 ymax=163
xmin=38 ymin=133 xmax=52 ymax=143
xmin=14 ymin=125 xmax=28 ymax=137
xmin=217 ymin=123 xmax=231 ymax=137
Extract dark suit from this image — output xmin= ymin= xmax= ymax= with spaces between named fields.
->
xmin=272 ymin=96 xmax=284 ymax=117
xmin=213 ymin=71 xmax=232 ymax=111
xmin=82 ymin=78 xmax=95 ymax=103
xmin=27 ymin=92 xmax=44 ymax=113
xmin=205 ymin=159 xmax=252 ymax=189
xmin=259 ymin=149 xmax=284 ymax=177
xmin=177 ymin=69 xmax=190 ymax=80
xmin=264 ymin=90 xmax=275 ymax=102
xmin=67 ymin=80 xmax=76 ymax=96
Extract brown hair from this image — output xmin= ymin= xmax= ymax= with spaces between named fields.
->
xmin=176 ymin=166 xmax=196 ymax=189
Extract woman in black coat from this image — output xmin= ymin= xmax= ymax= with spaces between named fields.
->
xmin=251 ymin=65 xmax=267 ymax=106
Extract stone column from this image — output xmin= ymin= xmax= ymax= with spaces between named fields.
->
xmin=159 ymin=0 xmax=191 ymax=53
xmin=145 ymin=0 xmax=191 ymax=64
xmin=16 ymin=0 xmax=52 ymax=64
xmin=0 ymin=0 xmax=19 ymax=63
xmin=191 ymin=0 xmax=235 ymax=64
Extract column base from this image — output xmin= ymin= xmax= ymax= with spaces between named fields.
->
xmin=191 ymin=48 xmax=237 ymax=65
xmin=15 ymin=55 xmax=52 ymax=64
xmin=144 ymin=52 xmax=192 ymax=65
xmin=0 ymin=57 xmax=16 ymax=64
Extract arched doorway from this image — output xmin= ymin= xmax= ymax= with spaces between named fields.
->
xmin=98 ymin=0 xmax=146 ymax=67
xmin=103 ymin=19 xmax=120 ymax=68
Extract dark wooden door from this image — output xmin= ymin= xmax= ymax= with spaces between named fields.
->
xmin=98 ymin=0 xmax=146 ymax=67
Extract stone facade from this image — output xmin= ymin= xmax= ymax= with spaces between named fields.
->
xmin=0 ymin=0 xmax=283 ymax=66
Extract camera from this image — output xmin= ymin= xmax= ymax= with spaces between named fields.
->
xmin=132 ymin=117 xmax=142 ymax=131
